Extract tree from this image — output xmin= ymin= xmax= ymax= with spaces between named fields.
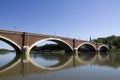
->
xmin=93 ymin=35 xmax=120 ymax=48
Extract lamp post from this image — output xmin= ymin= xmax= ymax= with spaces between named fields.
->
xmin=14 ymin=26 xmax=16 ymax=31
xmin=54 ymin=32 xmax=56 ymax=37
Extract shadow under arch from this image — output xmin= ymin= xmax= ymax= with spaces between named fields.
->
xmin=98 ymin=45 xmax=109 ymax=52
xmin=29 ymin=38 xmax=73 ymax=54
xmin=77 ymin=42 xmax=97 ymax=52
xmin=0 ymin=35 xmax=21 ymax=53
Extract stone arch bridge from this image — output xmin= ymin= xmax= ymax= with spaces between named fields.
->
xmin=0 ymin=30 xmax=109 ymax=61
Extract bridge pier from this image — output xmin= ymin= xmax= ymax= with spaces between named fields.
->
xmin=21 ymin=46 xmax=30 ymax=63
xmin=73 ymin=48 xmax=78 ymax=56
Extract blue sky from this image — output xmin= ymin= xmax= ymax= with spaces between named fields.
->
xmin=0 ymin=0 xmax=120 ymax=49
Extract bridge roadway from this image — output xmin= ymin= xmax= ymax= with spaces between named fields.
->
xmin=0 ymin=30 xmax=109 ymax=62
xmin=0 ymin=53 xmax=110 ymax=80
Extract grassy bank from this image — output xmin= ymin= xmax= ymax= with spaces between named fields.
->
xmin=108 ymin=48 xmax=120 ymax=54
xmin=109 ymin=48 xmax=120 ymax=52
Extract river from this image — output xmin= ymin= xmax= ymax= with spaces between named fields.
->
xmin=0 ymin=51 xmax=120 ymax=80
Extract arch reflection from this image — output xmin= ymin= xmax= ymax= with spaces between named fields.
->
xmin=30 ymin=51 xmax=73 ymax=69
xmin=0 ymin=52 xmax=16 ymax=67
xmin=0 ymin=52 xmax=21 ymax=72
xmin=77 ymin=52 xmax=110 ymax=65
xmin=77 ymin=52 xmax=96 ymax=64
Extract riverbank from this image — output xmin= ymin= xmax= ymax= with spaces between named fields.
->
xmin=0 ymin=49 xmax=15 ymax=54
xmin=109 ymin=48 xmax=120 ymax=52
xmin=108 ymin=49 xmax=120 ymax=54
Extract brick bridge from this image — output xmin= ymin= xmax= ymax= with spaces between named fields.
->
xmin=0 ymin=30 xmax=109 ymax=61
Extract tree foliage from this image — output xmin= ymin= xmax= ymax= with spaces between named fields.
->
xmin=40 ymin=44 xmax=64 ymax=51
xmin=93 ymin=35 xmax=120 ymax=48
xmin=32 ymin=44 xmax=64 ymax=51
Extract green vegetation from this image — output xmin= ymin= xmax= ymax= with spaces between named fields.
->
xmin=0 ymin=48 xmax=9 ymax=54
xmin=93 ymin=35 xmax=120 ymax=49
xmin=109 ymin=49 xmax=120 ymax=52
xmin=0 ymin=48 xmax=9 ymax=52
xmin=32 ymin=44 xmax=64 ymax=51
xmin=31 ymin=44 xmax=65 ymax=55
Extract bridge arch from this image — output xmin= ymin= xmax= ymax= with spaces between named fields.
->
xmin=76 ymin=42 xmax=97 ymax=52
xmin=0 ymin=35 xmax=21 ymax=53
xmin=98 ymin=45 xmax=109 ymax=52
xmin=29 ymin=38 xmax=73 ymax=53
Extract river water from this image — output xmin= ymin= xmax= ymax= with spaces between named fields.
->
xmin=0 ymin=51 xmax=120 ymax=80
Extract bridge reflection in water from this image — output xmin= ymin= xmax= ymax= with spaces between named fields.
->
xmin=0 ymin=51 xmax=112 ymax=80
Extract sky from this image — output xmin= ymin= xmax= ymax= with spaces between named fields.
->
xmin=0 ymin=0 xmax=120 ymax=49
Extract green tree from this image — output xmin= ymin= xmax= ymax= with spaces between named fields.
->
xmin=93 ymin=35 xmax=120 ymax=48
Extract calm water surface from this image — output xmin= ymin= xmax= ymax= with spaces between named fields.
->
xmin=1 ymin=52 xmax=120 ymax=80
xmin=0 ymin=52 xmax=16 ymax=67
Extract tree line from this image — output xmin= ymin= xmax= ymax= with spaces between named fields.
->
xmin=93 ymin=35 xmax=120 ymax=48
xmin=0 ymin=48 xmax=10 ymax=54
xmin=32 ymin=44 xmax=64 ymax=51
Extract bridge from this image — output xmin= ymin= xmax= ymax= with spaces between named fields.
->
xmin=0 ymin=30 xmax=109 ymax=62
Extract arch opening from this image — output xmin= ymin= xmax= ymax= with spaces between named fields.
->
xmin=29 ymin=38 xmax=73 ymax=68
xmin=0 ymin=40 xmax=21 ymax=68
xmin=30 ymin=38 xmax=73 ymax=55
xmin=78 ymin=44 xmax=96 ymax=52
xmin=0 ymin=36 xmax=21 ymax=53
xmin=0 ymin=36 xmax=21 ymax=68
xmin=99 ymin=46 xmax=109 ymax=53
xmin=50 ymin=40 xmax=73 ymax=54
